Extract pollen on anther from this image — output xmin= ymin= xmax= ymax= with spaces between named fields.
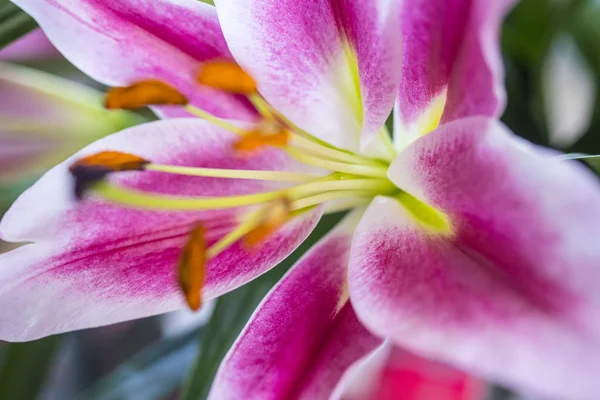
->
xmin=105 ymin=79 xmax=188 ymax=110
xmin=234 ymin=120 xmax=290 ymax=152
xmin=178 ymin=224 xmax=207 ymax=311
xmin=197 ymin=60 xmax=257 ymax=95
xmin=69 ymin=151 xmax=149 ymax=199
xmin=244 ymin=198 xmax=292 ymax=248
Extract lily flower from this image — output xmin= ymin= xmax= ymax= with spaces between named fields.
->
xmin=341 ymin=344 xmax=485 ymax=400
xmin=2 ymin=0 xmax=600 ymax=399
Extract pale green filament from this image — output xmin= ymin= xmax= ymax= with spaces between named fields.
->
xmin=288 ymin=178 xmax=395 ymax=198
xmin=291 ymin=191 xmax=374 ymax=211
xmin=92 ymin=177 xmax=394 ymax=212
xmin=376 ymin=126 xmax=398 ymax=161
xmin=184 ymin=105 xmax=245 ymax=134
xmin=207 ymin=209 xmax=262 ymax=258
xmin=247 ymin=93 xmax=276 ymax=120
xmin=291 ymin=134 xmax=383 ymax=166
xmin=185 ymin=103 xmax=379 ymax=167
xmin=146 ymin=164 xmax=320 ymax=182
xmin=185 ymin=99 xmax=389 ymax=169
xmin=92 ymin=181 xmax=285 ymax=210
xmin=286 ymin=148 xmax=388 ymax=178
xmin=322 ymin=197 xmax=372 ymax=215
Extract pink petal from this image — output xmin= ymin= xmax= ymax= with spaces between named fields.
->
xmin=349 ymin=118 xmax=600 ymax=399
xmin=395 ymin=0 xmax=516 ymax=145
xmin=13 ymin=0 xmax=254 ymax=120
xmin=214 ymin=0 xmax=402 ymax=151
xmin=209 ymin=212 xmax=382 ymax=400
xmin=0 ymin=29 xmax=59 ymax=61
xmin=0 ymin=119 xmax=321 ymax=341
xmin=342 ymin=343 xmax=486 ymax=400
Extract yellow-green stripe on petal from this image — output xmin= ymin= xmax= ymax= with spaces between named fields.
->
xmin=395 ymin=191 xmax=453 ymax=236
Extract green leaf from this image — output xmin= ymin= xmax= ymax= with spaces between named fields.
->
xmin=180 ymin=212 xmax=346 ymax=400
xmin=0 ymin=335 xmax=62 ymax=400
xmin=0 ymin=3 xmax=37 ymax=50
xmin=79 ymin=327 xmax=203 ymax=400
xmin=584 ymin=157 xmax=600 ymax=175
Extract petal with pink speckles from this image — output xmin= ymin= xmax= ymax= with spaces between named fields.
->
xmin=395 ymin=0 xmax=516 ymax=147
xmin=0 ymin=119 xmax=320 ymax=341
xmin=349 ymin=118 xmax=600 ymax=399
xmin=214 ymin=0 xmax=402 ymax=151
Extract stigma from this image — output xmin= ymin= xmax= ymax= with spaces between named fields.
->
xmin=74 ymin=60 xmax=397 ymax=310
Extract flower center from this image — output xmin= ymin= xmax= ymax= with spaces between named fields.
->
xmin=70 ymin=60 xmax=399 ymax=309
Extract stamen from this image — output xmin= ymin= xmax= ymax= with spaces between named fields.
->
xmin=90 ymin=176 xmax=393 ymax=211
xmin=206 ymin=209 xmax=263 ymax=258
xmin=69 ymin=151 xmax=149 ymax=199
xmin=197 ymin=60 xmax=256 ymax=94
xmin=177 ymin=224 xmax=207 ymax=311
xmin=288 ymin=177 xmax=395 ymax=198
xmin=91 ymin=181 xmax=286 ymax=210
xmin=291 ymin=134 xmax=384 ymax=166
xmin=184 ymin=97 xmax=380 ymax=168
xmin=105 ymin=80 xmax=187 ymax=110
xmin=146 ymin=164 xmax=320 ymax=182
xmin=286 ymin=148 xmax=388 ymax=178
xmin=233 ymin=119 xmax=290 ymax=152
xmin=243 ymin=198 xmax=292 ymax=248
xmin=291 ymin=190 xmax=381 ymax=211
xmin=323 ymin=197 xmax=372 ymax=214
xmin=247 ymin=93 xmax=276 ymax=120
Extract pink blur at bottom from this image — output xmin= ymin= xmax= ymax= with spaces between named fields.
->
xmin=348 ymin=348 xmax=485 ymax=400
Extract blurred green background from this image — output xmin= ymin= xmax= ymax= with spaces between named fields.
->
xmin=1 ymin=0 xmax=599 ymax=399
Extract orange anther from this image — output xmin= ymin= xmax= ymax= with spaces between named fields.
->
xmin=105 ymin=79 xmax=188 ymax=110
xmin=244 ymin=198 xmax=292 ymax=248
xmin=177 ymin=224 xmax=207 ymax=311
xmin=197 ymin=60 xmax=257 ymax=94
xmin=69 ymin=151 xmax=149 ymax=198
xmin=70 ymin=151 xmax=149 ymax=173
xmin=234 ymin=120 xmax=290 ymax=152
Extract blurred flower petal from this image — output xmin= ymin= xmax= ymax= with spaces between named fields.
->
xmin=0 ymin=29 xmax=59 ymax=61
xmin=0 ymin=62 xmax=143 ymax=185
xmin=543 ymin=34 xmax=596 ymax=148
